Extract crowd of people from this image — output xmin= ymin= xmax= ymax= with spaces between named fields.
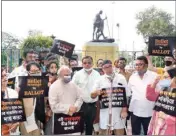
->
xmin=1 ymin=47 xmax=176 ymax=135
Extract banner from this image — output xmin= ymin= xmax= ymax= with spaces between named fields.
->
xmin=99 ymin=87 xmax=127 ymax=109
xmin=7 ymin=77 xmax=15 ymax=89
xmin=1 ymin=98 xmax=26 ymax=124
xmin=51 ymin=39 xmax=75 ymax=59
xmin=53 ymin=112 xmax=84 ymax=134
xmin=18 ymin=76 xmax=49 ymax=98
xmin=154 ymin=88 xmax=176 ymax=117
xmin=148 ymin=36 xmax=176 ymax=56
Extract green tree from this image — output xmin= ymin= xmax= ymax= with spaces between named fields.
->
xmin=136 ymin=5 xmax=175 ymax=67
xmin=20 ymin=30 xmax=53 ymax=50
xmin=2 ymin=32 xmax=21 ymax=71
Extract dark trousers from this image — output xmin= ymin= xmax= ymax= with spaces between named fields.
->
xmin=131 ymin=113 xmax=151 ymax=135
xmin=80 ymin=102 xmax=96 ymax=135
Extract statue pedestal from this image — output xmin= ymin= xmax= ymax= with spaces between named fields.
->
xmin=82 ymin=40 xmax=119 ymax=67
xmin=91 ymin=38 xmax=115 ymax=43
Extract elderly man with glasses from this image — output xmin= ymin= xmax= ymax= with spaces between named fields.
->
xmin=91 ymin=60 xmax=130 ymax=135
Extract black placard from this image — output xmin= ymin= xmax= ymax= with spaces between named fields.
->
xmin=18 ymin=76 xmax=49 ymax=98
xmin=1 ymin=98 xmax=26 ymax=124
xmin=99 ymin=87 xmax=127 ymax=109
xmin=148 ymin=36 xmax=176 ymax=56
xmin=53 ymin=112 xmax=84 ymax=135
xmin=153 ymin=88 xmax=176 ymax=117
xmin=7 ymin=77 xmax=15 ymax=89
xmin=51 ymin=39 xmax=75 ymax=59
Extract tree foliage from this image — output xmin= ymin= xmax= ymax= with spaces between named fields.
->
xmin=2 ymin=32 xmax=21 ymax=49
xmin=20 ymin=30 xmax=53 ymax=50
xmin=136 ymin=5 xmax=175 ymax=41
xmin=136 ymin=6 xmax=175 ymax=67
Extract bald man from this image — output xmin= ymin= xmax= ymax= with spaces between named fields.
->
xmin=47 ymin=65 xmax=83 ymax=135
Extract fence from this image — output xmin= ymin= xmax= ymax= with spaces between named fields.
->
xmin=1 ymin=49 xmax=163 ymax=73
xmin=2 ymin=48 xmax=21 ymax=72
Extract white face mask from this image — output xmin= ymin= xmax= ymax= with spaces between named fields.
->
xmin=105 ymin=72 xmax=115 ymax=81
xmin=84 ymin=68 xmax=93 ymax=72
xmin=63 ymin=76 xmax=71 ymax=83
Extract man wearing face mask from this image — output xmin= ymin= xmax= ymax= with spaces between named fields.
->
xmin=128 ymin=56 xmax=158 ymax=135
xmin=91 ymin=60 xmax=130 ymax=135
xmin=48 ymin=65 xmax=83 ymax=135
xmin=72 ymin=56 xmax=100 ymax=135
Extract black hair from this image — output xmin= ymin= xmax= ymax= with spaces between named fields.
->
xmin=45 ymin=53 xmax=55 ymax=60
xmin=46 ymin=61 xmax=59 ymax=71
xmin=26 ymin=61 xmax=41 ymax=72
xmin=136 ymin=56 xmax=148 ymax=65
xmin=102 ymin=60 xmax=112 ymax=66
xmin=96 ymin=59 xmax=103 ymax=66
xmin=40 ymin=47 xmax=50 ymax=53
xmin=23 ymin=49 xmax=34 ymax=58
xmin=119 ymin=57 xmax=127 ymax=62
xmin=47 ymin=55 xmax=58 ymax=62
xmin=82 ymin=56 xmax=93 ymax=63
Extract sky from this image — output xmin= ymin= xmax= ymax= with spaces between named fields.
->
xmin=2 ymin=1 xmax=175 ymax=51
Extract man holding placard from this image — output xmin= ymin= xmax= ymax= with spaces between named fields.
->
xmin=91 ymin=60 xmax=130 ymax=135
xmin=48 ymin=65 xmax=83 ymax=135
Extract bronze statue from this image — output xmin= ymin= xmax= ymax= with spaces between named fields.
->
xmin=93 ymin=10 xmax=107 ymax=40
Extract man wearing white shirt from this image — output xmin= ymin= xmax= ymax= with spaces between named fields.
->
xmin=128 ymin=56 xmax=158 ymax=135
xmin=91 ymin=60 xmax=130 ymax=135
xmin=72 ymin=56 xmax=100 ymax=135
xmin=8 ymin=49 xmax=36 ymax=91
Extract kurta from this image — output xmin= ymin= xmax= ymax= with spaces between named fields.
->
xmin=48 ymin=79 xmax=83 ymax=135
xmin=49 ymin=79 xmax=83 ymax=114
xmin=92 ymin=73 xmax=130 ymax=130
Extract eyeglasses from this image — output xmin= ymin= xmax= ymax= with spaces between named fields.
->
xmin=135 ymin=63 xmax=145 ymax=67
xmin=118 ymin=62 xmax=126 ymax=64
xmin=103 ymin=65 xmax=112 ymax=69
xmin=83 ymin=62 xmax=92 ymax=65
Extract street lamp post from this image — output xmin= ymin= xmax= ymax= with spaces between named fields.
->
xmin=116 ymin=23 xmax=120 ymax=41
